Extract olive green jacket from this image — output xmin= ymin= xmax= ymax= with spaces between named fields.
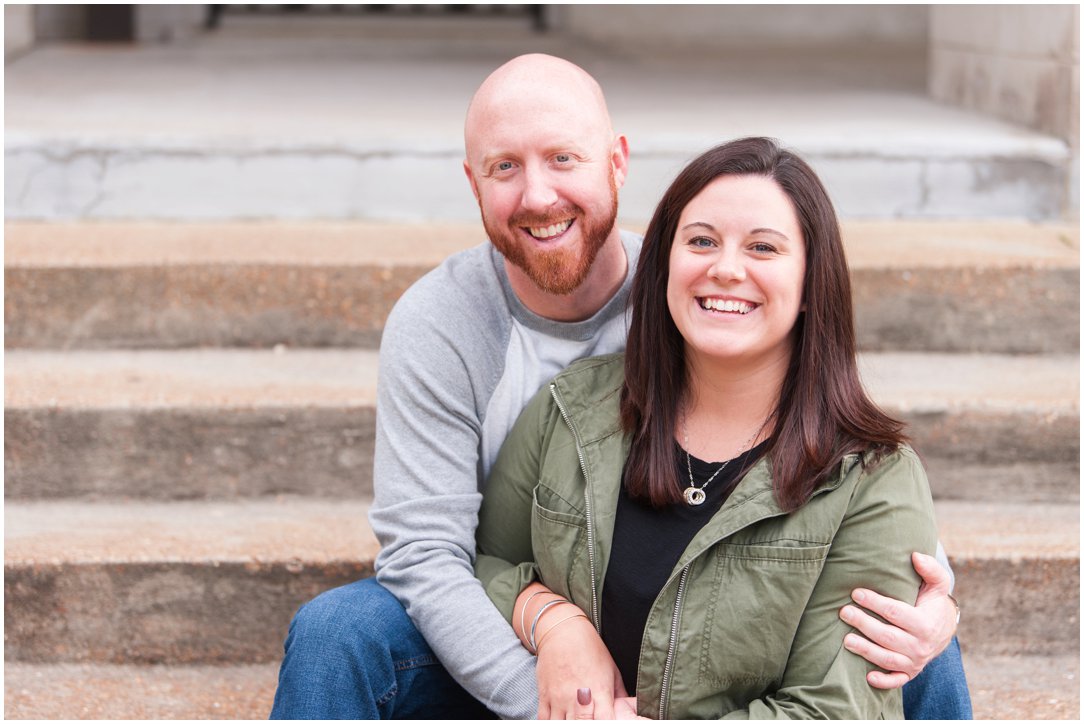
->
xmin=476 ymin=354 xmax=938 ymax=719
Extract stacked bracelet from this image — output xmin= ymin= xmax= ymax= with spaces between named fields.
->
xmin=534 ymin=612 xmax=589 ymax=652
xmin=528 ymin=598 xmax=570 ymax=652
xmin=519 ymin=590 xmax=554 ymax=643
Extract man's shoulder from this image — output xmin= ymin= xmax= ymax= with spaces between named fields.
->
xmin=386 ymin=242 xmax=508 ymax=331
xmin=619 ymin=227 xmax=644 ymax=256
xmin=396 ymin=242 xmax=499 ymax=306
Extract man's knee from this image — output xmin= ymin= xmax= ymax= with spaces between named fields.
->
xmin=903 ymin=637 xmax=972 ymax=720
xmin=285 ymin=577 xmax=415 ymax=659
xmin=275 ymin=579 xmax=411 ymax=719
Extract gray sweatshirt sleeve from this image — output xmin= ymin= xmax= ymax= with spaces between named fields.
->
xmin=369 ymin=268 xmax=539 ymax=719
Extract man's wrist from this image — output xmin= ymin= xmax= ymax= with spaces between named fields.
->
xmin=947 ymin=593 xmax=961 ymax=626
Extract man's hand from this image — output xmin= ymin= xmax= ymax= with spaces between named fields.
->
xmin=534 ymin=615 xmax=626 ymax=719
xmin=839 ymin=551 xmax=958 ymax=688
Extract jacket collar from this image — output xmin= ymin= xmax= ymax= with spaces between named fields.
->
xmin=550 ymin=355 xmax=626 ymax=444
xmin=552 ymin=355 xmax=860 ymax=579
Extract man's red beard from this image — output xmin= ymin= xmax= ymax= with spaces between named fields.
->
xmin=481 ymin=175 xmax=619 ymax=296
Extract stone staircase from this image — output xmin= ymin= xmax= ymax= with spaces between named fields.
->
xmin=4 ymin=219 xmax=1079 ymax=719
xmin=4 ymin=23 xmax=1080 ymax=720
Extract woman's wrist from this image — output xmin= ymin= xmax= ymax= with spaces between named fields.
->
xmin=534 ymin=610 xmax=590 ymax=652
xmin=513 ymin=584 xmax=585 ymax=653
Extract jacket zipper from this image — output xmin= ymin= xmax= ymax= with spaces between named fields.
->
xmin=658 ymin=565 xmax=690 ymax=720
xmin=655 ymin=476 xmax=847 ymax=718
xmin=549 ymin=383 xmax=600 ymax=631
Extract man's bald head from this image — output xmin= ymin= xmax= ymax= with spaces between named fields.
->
xmin=460 ymin=54 xmax=629 ymax=311
xmin=465 ymin=54 xmax=614 ymax=160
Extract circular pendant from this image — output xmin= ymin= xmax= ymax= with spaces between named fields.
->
xmin=683 ymin=486 xmax=706 ymax=506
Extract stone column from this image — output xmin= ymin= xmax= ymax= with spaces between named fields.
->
xmin=134 ymin=5 xmax=208 ymax=43
xmin=5 ymin=4 xmax=35 ymax=60
xmin=929 ymin=5 xmax=1078 ymax=216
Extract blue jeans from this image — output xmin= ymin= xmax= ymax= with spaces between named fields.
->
xmin=272 ymin=578 xmax=971 ymax=719
xmin=903 ymin=636 xmax=973 ymax=719
xmin=270 ymin=578 xmax=494 ymax=719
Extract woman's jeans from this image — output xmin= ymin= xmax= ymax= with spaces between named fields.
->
xmin=270 ymin=577 xmax=972 ymax=720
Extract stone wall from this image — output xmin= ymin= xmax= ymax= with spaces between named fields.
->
xmin=929 ymin=5 xmax=1079 ymax=148
xmin=554 ymin=5 xmax=927 ymax=51
xmin=30 ymin=4 xmax=205 ymax=43
xmin=134 ymin=5 xmax=206 ymax=43
xmin=5 ymin=4 xmax=35 ymax=60
xmin=32 ymin=4 xmax=85 ymax=41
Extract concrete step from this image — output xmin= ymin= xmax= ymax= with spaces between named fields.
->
xmin=5 ymin=220 xmax=1079 ymax=353
xmin=5 ymin=39 xmax=1072 ymax=221
xmin=3 ymin=499 xmax=1076 ymax=664
xmin=3 ymin=654 xmax=1079 ymax=719
xmin=4 ymin=221 xmax=478 ymax=350
xmin=4 ymin=662 xmax=278 ymax=720
xmin=5 ymin=349 xmax=379 ymax=500
xmin=6 ymin=349 xmax=1077 ymax=502
xmin=859 ymin=353 xmax=1080 ymax=503
xmin=4 ymin=498 xmax=377 ymax=664
xmin=935 ymin=500 xmax=1080 ymax=656
xmin=965 ymin=654 xmax=1081 ymax=720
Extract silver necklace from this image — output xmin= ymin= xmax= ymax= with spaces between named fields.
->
xmin=680 ymin=407 xmax=769 ymax=506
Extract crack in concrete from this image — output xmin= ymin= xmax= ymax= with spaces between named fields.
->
xmin=13 ymin=152 xmax=48 ymax=208
xmin=78 ymin=154 xmax=111 ymax=218
xmin=10 ymin=148 xmax=115 ymax=218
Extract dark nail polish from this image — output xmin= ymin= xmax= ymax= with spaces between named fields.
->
xmin=577 ymin=688 xmax=591 ymax=706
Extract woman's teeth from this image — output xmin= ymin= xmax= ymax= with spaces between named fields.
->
xmin=699 ymin=298 xmax=754 ymax=314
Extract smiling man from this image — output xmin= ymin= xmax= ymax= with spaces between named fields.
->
xmin=270 ymin=54 xmax=971 ymax=720
xmin=464 ymin=54 xmax=628 ymax=317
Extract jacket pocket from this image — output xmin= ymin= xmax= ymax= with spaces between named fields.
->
xmin=531 ymin=483 xmax=587 ymax=601
xmin=689 ymin=541 xmax=831 ymax=706
xmin=716 ymin=540 xmax=831 ymax=564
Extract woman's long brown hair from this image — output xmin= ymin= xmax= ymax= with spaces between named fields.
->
xmin=620 ymin=137 xmax=906 ymax=510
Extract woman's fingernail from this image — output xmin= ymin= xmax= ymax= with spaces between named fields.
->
xmin=577 ymin=688 xmax=592 ymax=706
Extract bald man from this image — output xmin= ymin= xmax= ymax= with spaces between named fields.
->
xmin=271 ymin=54 xmax=970 ymax=720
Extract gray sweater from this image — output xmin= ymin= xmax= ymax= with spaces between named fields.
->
xmin=370 ymin=232 xmax=642 ymax=718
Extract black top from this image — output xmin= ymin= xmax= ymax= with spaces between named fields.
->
xmin=600 ymin=440 xmax=769 ymax=694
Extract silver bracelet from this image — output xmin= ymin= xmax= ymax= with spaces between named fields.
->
xmin=528 ymin=598 xmax=570 ymax=652
xmin=534 ymin=612 xmax=588 ymax=652
xmin=519 ymin=590 xmax=552 ymax=641
xmin=948 ymin=593 xmax=961 ymax=625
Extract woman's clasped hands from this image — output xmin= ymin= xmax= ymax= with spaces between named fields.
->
xmin=515 ymin=583 xmax=647 ymax=719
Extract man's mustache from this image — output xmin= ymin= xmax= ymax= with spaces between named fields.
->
xmin=508 ymin=208 xmax=582 ymax=228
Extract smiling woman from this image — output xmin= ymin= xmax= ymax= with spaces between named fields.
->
xmin=666 ymin=174 xmax=806 ymax=388
xmin=621 ymin=137 xmax=893 ymax=512
xmin=476 ymin=137 xmax=940 ymax=719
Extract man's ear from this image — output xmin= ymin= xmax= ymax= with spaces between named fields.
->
xmin=463 ymin=160 xmax=481 ymax=201
xmin=610 ymin=134 xmax=630 ymax=189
